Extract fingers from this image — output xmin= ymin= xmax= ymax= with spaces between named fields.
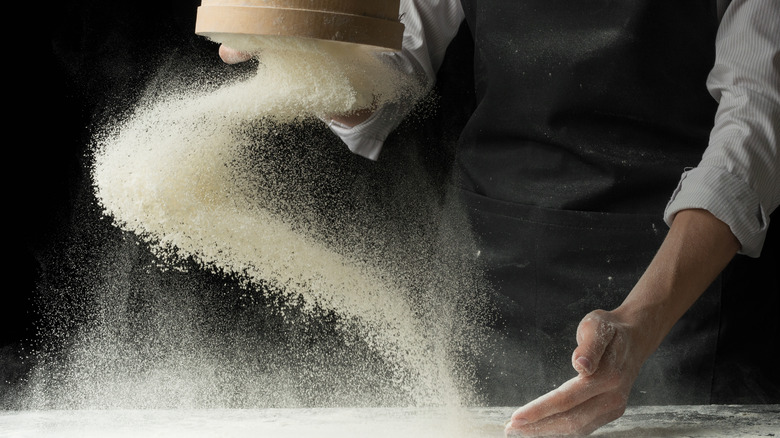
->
xmin=572 ymin=311 xmax=615 ymax=376
xmin=508 ymin=375 xmax=601 ymax=429
xmin=218 ymin=44 xmax=253 ymax=64
xmin=505 ymin=310 xmax=638 ymax=436
xmin=506 ymin=391 xmax=627 ymax=437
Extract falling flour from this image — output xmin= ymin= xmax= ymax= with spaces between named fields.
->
xmin=92 ymin=39 xmax=420 ymax=331
xmin=20 ymin=36 xmax=494 ymax=414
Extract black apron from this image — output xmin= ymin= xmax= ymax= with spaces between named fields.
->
xmin=452 ymin=0 xmax=780 ymax=405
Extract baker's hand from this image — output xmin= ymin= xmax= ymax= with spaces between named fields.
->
xmin=219 ymin=45 xmax=253 ymax=64
xmin=505 ymin=310 xmax=646 ymax=436
xmin=505 ymin=209 xmax=740 ymax=436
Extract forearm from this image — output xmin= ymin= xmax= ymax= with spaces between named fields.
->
xmin=614 ymin=208 xmax=740 ymax=359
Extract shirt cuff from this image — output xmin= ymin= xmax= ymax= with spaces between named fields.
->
xmin=664 ymin=166 xmax=770 ymax=257
xmin=325 ymin=99 xmax=405 ymax=161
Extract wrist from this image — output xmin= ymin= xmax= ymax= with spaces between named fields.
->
xmin=611 ymin=209 xmax=739 ymax=360
xmin=609 ymin=302 xmax=668 ymax=363
xmin=328 ymin=107 xmax=375 ymax=128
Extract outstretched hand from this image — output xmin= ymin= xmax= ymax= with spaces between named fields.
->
xmin=504 ymin=209 xmax=740 ymax=436
xmin=504 ymin=309 xmax=648 ymax=436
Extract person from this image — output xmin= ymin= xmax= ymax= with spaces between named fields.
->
xmin=220 ymin=0 xmax=779 ymax=435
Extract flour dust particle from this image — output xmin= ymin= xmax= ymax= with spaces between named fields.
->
xmin=21 ymin=37 xmax=495 ymax=410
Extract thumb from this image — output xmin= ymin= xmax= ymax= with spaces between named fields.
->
xmin=219 ymin=44 xmax=253 ymax=64
xmin=572 ymin=311 xmax=615 ymax=376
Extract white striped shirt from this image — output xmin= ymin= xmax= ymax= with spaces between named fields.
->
xmin=329 ymin=0 xmax=779 ymax=257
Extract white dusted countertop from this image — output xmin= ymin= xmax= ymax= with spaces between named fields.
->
xmin=0 ymin=405 xmax=777 ymax=437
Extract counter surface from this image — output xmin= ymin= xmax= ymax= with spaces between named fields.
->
xmin=1 ymin=404 xmax=777 ymax=437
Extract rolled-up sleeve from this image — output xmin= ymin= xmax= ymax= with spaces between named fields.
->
xmin=664 ymin=0 xmax=779 ymax=257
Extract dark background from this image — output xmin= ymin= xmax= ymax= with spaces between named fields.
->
xmin=12 ymin=0 xmax=221 ymax=387
xmin=11 ymin=0 xmax=212 ymax=403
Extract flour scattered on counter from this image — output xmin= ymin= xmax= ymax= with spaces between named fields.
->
xmin=3 ymin=405 xmax=779 ymax=438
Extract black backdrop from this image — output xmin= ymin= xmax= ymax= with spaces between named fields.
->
xmin=10 ymin=0 xmax=218 ymax=402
